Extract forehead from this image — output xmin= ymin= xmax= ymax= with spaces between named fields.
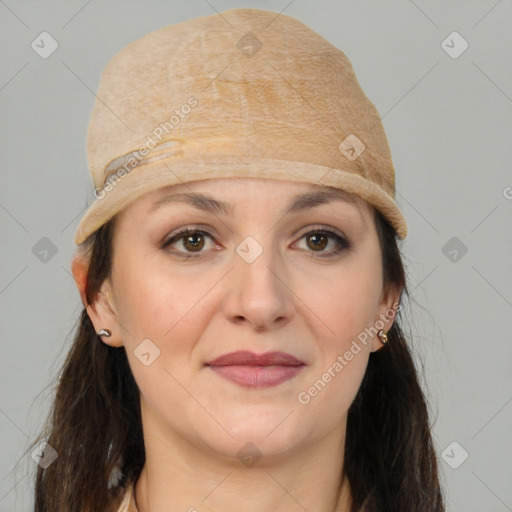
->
xmin=151 ymin=178 xmax=370 ymax=210
xmin=118 ymin=177 xmax=375 ymax=233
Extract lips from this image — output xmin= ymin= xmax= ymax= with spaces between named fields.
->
xmin=206 ymin=351 xmax=305 ymax=388
xmin=206 ymin=350 xmax=304 ymax=367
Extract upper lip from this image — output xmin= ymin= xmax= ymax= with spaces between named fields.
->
xmin=206 ymin=351 xmax=304 ymax=367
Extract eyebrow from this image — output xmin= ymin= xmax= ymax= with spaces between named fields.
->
xmin=150 ymin=187 xmax=361 ymax=218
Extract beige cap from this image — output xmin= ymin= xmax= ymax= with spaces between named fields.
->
xmin=75 ymin=8 xmax=407 ymax=245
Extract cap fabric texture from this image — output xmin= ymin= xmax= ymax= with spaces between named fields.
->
xmin=75 ymin=8 xmax=407 ymax=245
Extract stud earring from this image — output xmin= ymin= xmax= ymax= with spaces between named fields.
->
xmin=377 ymin=329 xmax=388 ymax=344
xmin=97 ymin=328 xmax=112 ymax=338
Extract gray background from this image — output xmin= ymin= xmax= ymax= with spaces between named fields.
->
xmin=1 ymin=0 xmax=511 ymax=510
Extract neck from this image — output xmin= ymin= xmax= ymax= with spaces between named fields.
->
xmin=133 ymin=410 xmax=353 ymax=512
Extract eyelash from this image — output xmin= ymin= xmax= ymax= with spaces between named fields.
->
xmin=160 ymin=226 xmax=351 ymax=259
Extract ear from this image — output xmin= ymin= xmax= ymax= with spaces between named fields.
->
xmin=370 ymin=284 xmax=402 ymax=353
xmin=71 ymin=251 xmax=123 ymax=348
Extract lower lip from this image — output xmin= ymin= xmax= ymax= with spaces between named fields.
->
xmin=208 ymin=365 xmax=304 ymax=388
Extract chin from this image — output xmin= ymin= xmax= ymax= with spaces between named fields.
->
xmin=209 ymin=417 xmax=306 ymax=456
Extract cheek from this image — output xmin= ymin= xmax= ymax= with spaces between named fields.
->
xmin=302 ymin=259 xmax=381 ymax=347
xmin=112 ymin=250 xmax=177 ymax=332
xmin=297 ymin=296 xmax=371 ymax=431
xmin=302 ymin=358 xmax=367 ymax=443
xmin=111 ymin=259 xmax=201 ymax=402
xmin=294 ymin=257 xmax=379 ymax=414
xmin=112 ymin=255 xmax=217 ymax=359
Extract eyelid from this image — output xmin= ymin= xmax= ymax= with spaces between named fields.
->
xmin=294 ymin=224 xmax=347 ymax=240
xmin=161 ymin=224 xmax=217 ymax=244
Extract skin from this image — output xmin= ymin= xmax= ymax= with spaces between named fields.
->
xmin=72 ymin=177 xmax=401 ymax=512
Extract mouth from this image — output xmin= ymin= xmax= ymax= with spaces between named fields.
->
xmin=206 ymin=350 xmax=304 ymax=367
xmin=205 ymin=351 xmax=305 ymax=388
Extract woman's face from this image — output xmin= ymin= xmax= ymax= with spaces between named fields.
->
xmin=88 ymin=177 xmax=399 ymax=461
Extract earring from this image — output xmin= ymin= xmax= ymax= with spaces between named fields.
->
xmin=378 ymin=329 xmax=388 ymax=344
xmin=97 ymin=328 xmax=112 ymax=338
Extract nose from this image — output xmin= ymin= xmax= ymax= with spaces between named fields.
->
xmin=221 ymin=239 xmax=295 ymax=332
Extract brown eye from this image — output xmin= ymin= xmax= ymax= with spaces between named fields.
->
xmin=161 ymin=228 xmax=215 ymax=257
xmin=305 ymin=232 xmax=328 ymax=251
xmin=181 ymin=232 xmax=205 ymax=252
xmin=296 ymin=229 xmax=350 ymax=257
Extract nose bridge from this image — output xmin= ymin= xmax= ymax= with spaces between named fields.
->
xmin=223 ymin=232 xmax=293 ymax=328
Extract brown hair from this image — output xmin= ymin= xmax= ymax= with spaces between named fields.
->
xmin=26 ymin=208 xmax=445 ymax=512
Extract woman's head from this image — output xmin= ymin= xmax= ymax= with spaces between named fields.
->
xmin=30 ymin=178 xmax=445 ymax=512
xmin=29 ymin=8 xmax=445 ymax=512
xmin=72 ymin=177 xmax=402 ymax=463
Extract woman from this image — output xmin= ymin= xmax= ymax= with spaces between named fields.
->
xmin=29 ymin=8 xmax=445 ymax=512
